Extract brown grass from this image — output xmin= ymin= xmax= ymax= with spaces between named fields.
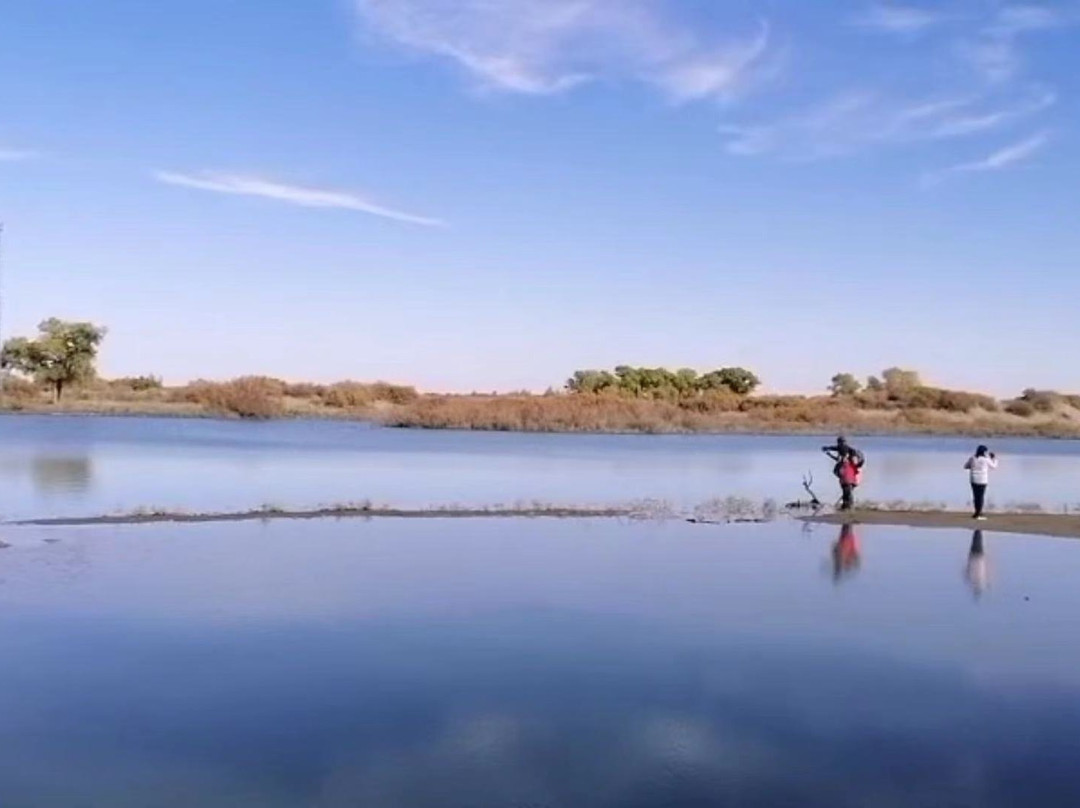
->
xmin=384 ymin=393 xmax=1080 ymax=437
xmin=4 ymin=377 xmax=1080 ymax=436
xmin=181 ymin=377 xmax=287 ymax=419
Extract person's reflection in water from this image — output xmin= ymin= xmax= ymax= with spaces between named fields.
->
xmin=965 ymin=530 xmax=989 ymax=600
xmin=831 ymin=523 xmax=861 ymax=584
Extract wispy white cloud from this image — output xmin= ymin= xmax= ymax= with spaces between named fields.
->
xmin=722 ymin=2 xmax=1066 ymax=172
xmin=154 ymin=171 xmax=445 ymax=227
xmin=353 ymin=0 xmax=770 ymax=102
xmin=950 ymin=131 xmax=1050 ymax=172
xmin=992 ymin=4 xmax=1071 ymax=35
xmin=0 ymin=147 xmax=40 ymax=162
xmin=352 ymin=1 xmax=1067 ymax=182
xmin=851 ymin=4 xmax=952 ymax=34
xmin=719 ymin=87 xmax=1054 ymax=161
xmin=923 ymin=130 xmax=1050 ymax=185
xmin=959 ymin=4 xmax=1077 ymax=84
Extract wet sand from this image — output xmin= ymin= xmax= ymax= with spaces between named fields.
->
xmin=805 ymin=510 xmax=1080 ymax=539
xmin=10 ymin=505 xmax=636 ymax=527
xmin=15 ymin=505 xmax=1080 ymax=539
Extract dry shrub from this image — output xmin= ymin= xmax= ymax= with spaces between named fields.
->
xmin=182 ymin=377 xmax=285 ymax=419
xmin=176 ymin=380 xmax=214 ymax=405
xmin=899 ymin=409 xmax=937 ymax=428
xmin=110 ymin=375 xmax=163 ymax=392
xmin=1020 ymin=389 xmax=1061 ymax=413
xmin=253 ymin=377 xmax=288 ymax=397
xmin=896 ymin=387 xmax=997 ymax=413
xmin=853 ymin=391 xmax=892 ymax=410
xmin=385 ymin=393 xmax=912 ymax=434
xmin=677 ymin=391 xmax=742 ymax=413
xmin=91 ymin=376 xmax=167 ymax=402
xmin=932 ymin=389 xmax=998 ymax=413
xmin=283 ymin=382 xmax=326 ymax=398
xmin=1 ymin=375 xmax=42 ymax=401
xmin=385 ymin=394 xmax=861 ymax=433
xmin=386 ymin=395 xmax=684 ymax=433
xmin=739 ymin=395 xmax=810 ymax=411
xmin=320 ymin=381 xmax=419 ymax=408
xmin=321 ymin=382 xmax=375 ymax=409
xmin=370 ymin=382 xmax=420 ymax=404
xmin=1005 ymin=399 xmax=1036 ymax=417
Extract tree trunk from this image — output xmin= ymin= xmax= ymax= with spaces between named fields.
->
xmin=54 ymin=380 xmax=63 ymax=402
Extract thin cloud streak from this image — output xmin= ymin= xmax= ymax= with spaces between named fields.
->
xmin=722 ymin=0 xmax=1065 ymax=170
xmin=952 ymin=131 xmax=1050 ymax=171
xmin=718 ymin=87 xmax=1053 ymax=161
xmin=353 ymin=0 xmax=770 ymax=102
xmin=154 ymin=171 xmax=446 ymax=227
xmin=992 ymin=5 xmax=1071 ymax=36
xmin=959 ymin=3 xmax=1077 ymax=84
xmin=851 ymin=4 xmax=952 ymax=34
xmin=923 ymin=131 xmax=1050 ymax=185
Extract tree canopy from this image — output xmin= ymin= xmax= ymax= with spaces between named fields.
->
xmin=2 ymin=318 xmax=107 ymax=400
xmin=829 ymin=373 xmax=862 ymax=397
xmin=882 ymin=367 xmax=922 ymax=395
xmin=566 ymin=365 xmax=761 ymax=398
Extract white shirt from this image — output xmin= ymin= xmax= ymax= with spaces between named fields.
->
xmin=965 ymin=455 xmax=998 ymax=485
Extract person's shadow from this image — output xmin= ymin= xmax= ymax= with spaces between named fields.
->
xmin=831 ymin=523 xmax=861 ymax=584
xmin=965 ymin=530 xmax=988 ymax=600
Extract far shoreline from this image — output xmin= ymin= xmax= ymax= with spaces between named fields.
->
xmin=3 ymin=405 xmax=1080 ymax=441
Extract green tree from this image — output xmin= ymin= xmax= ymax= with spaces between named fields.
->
xmin=673 ymin=368 xmax=700 ymax=397
xmin=2 ymin=318 xmax=107 ymax=401
xmin=829 ymin=373 xmax=862 ymax=397
xmin=613 ymin=365 xmax=643 ymax=396
xmin=882 ymin=367 xmax=921 ymax=397
xmin=566 ymin=370 xmax=617 ymax=394
xmin=701 ymin=367 xmax=761 ymax=396
xmin=568 ymin=365 xmax=761 ymax=399
xmin=866 ymin=376 xmax=884 ymax=393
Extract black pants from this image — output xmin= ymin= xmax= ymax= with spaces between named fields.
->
xmin=971 ymin=483 xmax=988 ymax=517
xmin=840 ymin=484 xmax=855 ymax=511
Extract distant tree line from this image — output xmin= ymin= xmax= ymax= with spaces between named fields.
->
xmin=829 ymin=368 xmax=922 ymax=398
xmin=828 ymin=367 xmax=1002 ymax=413
xmin=567 ymin=365 xmax=761 ymax=398
xmin=3 ymin=317 xmax=1079 ymax=428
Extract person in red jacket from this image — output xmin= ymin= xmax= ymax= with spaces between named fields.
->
xmin=823 ymin=436 xmax=865 ymax=511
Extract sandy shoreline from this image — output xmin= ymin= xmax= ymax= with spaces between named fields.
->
xmin=10 ymin=506 xmax=638 ymax=527
xmin=804 ymin=510 xmax=1080 ymax=539
xmin=15 ymin=504 xmax=1080 ymax=539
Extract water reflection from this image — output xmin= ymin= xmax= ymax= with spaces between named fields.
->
xmin=0 ymin=453 xmax=94 ymax=496
xmin=2 ymin=612 xmax=1079 ymax=807
xmin=966 ymin=530 xmax=989 ymax=599
xmin=31 ymin=456 xmax=93 ymax=494
xmin=3 ymin=415 xmax=1080 ymax=520
xmin=0 ymin=519 xmax=1079 ymax=805
xmin=831 ymin=523 xmax=861 ymax=584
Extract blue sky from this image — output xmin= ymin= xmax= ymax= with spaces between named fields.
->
xmin=0 ymin=0 xmax=1077 ymax=395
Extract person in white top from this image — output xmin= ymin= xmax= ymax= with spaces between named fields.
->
xmin=964 ymin=445 xmax=998 ymax=520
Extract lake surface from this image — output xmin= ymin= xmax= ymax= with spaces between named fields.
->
xmin=2 ymin=518 xmax=1079 ymax=806
xmin=2 ymin=415 xmax=1080 ymax=520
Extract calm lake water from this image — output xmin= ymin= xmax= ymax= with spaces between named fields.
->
xmin=2 ymin=518 xmax=1079 ymax=806
xmin=2 ymin=415 xmax=1080 ymax=519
